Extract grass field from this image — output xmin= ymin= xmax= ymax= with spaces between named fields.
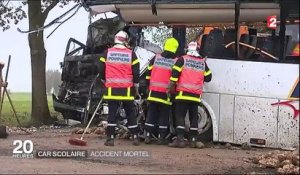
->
xmin=0 ymin=92 xmax=57 ymax=126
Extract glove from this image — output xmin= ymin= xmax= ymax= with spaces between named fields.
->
xmin=167 ymin=81 xmax=176 ymax=98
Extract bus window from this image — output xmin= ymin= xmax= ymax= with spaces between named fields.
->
xmin=276 ymin=24 xmax=299 ymax=63
xmin=199 ymin=24 xmax=299 ymax=64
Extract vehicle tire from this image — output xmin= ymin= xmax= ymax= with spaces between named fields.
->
xmin=197 ymin=103 xmax=213 ymax=142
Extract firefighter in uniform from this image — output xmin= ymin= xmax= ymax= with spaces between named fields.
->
xmin=98 ymin=30 xmax=140 ymax=146
xmin=144 ymin=37 xmax=179 ymax=145
xmin=168 ymin=42 xmax=212 ymax=148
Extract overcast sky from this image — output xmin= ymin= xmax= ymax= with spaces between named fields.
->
xmin=0 ymin=3 xmax=100 ymax=92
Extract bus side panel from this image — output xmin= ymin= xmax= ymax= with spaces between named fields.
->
xmin=234 ymin=96 xmax=279 ymax=148
xmin=277 ymin=101 xmax=299 ymax=148
xmin=218 ymin=94 xmax=234 ymax=143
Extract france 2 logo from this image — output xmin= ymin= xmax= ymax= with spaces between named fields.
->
xmin=267 ymin=15 xmax=277 ymax=30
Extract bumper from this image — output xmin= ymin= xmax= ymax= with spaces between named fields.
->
xmin=52 ymin=94 xmax=85 ymax=113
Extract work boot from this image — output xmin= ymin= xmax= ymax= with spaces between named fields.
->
xmin=132 ymin=134 xmax=140 ymax=146
xmin=190 ymin=137 xmax=197 ymax=148
xmin=168 ymin=138 xmax=185 ymax=148
xmin=104 ymin=135 xmax=114 ymax=146
xmin=168 ymin=135 xmax=185 ymax=148
xmin=144 ymin=132 xmax=152 ymax=144
xmin=156 ymin=134 xmax=169 ymax=145
xmin=157 ymin=138 xmax=169 ymax=145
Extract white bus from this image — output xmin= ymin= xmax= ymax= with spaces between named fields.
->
xmin=78 ymin=0 xmax=299 ymax=148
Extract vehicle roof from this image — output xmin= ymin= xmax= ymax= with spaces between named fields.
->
xmin=84 ymin=0 xmax=299 ymax=25
xmin=85 ymin=0 xmax=278 ymax=5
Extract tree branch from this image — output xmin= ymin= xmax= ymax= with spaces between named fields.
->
xmin=42 ymin=0 xmax=59 ymax=22
xmin=5 ymin=0 xmax=11 ymax=7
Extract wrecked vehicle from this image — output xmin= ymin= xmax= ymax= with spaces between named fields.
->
xmin=53 ymin=16 xmax=155 ymax=123
xmin=52 ymin=15 xmax=212 ymax=140
xmin=54 ymin=0 xmax=299 ymax=148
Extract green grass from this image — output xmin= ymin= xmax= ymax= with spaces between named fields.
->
xmin=0 ymin=92 xmax=58 ymax=126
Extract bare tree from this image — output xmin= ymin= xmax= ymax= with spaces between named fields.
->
xmin=0 ymin=0 xmax=79 ymax=125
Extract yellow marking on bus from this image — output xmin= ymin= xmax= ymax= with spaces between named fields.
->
xmin=288 ymin=77 xmax=299 ymax=100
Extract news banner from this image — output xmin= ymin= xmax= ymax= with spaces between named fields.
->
xmin=11 ymin=140 xmax=150 ymax=159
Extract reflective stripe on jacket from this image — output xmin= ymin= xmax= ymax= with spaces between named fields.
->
xmin=176 ymin=55 xmax=205 ymax=101
xmin=105 ymin=47 xmax=133 ymax=88
xmin=103 ymin=87 xmax=134 ymax=100
xmin=149 ymin=55 xmax=177 ymax=93
xmin=147 ymin=91 xmax=172 ymax=105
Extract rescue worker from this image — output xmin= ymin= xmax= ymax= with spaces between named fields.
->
xmin=98 ymin=30 xmax=140 ymax=146
xmin=144 ymin=37 xmax=179 ymax=145
xmin=168 ymin=41 xmax=212 ymax=148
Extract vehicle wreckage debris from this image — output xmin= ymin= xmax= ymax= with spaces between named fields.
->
xmin=6 ymin=126 xmax=36 ymax=134
xmin=98 ymin=121 xmax=108 ymax=129
xmin=93 ymin=127 xmax=106 ymax=135
xmin=71 ymin=125 xmax=131 ymax=139
xmin=250 ymin=149 xmax=299 ymax=174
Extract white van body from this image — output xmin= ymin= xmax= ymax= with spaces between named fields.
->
xmin=202 ymin=58 xmax=299 ymax=148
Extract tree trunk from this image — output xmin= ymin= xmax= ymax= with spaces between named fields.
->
xmin=28 ymin=1 xmax=50 ymax=124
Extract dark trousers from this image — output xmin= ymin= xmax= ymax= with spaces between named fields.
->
xmin=145 ymin=102 xmax=171 ymax=138
xmin=175 ymin=101 xmax=199 ymax=136
xmin=106 ymin=100 xmax=138 ymax=138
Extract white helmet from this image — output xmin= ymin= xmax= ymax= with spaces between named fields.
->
xmin=114 ymin=30 xmax=128 ymax=45
xmin=187 ymin=41 xmax=200 ymax=57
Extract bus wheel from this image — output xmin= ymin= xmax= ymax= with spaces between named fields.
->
xmin=197 ymin=103 xmax=213 ymax=142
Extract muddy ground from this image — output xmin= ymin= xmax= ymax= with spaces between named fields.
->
xmin=0 ymin=128 xmax=277 ymax=174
